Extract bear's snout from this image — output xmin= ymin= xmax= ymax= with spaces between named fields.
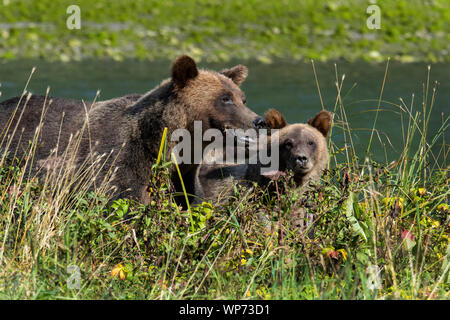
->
xmin=295 ymin=155 xmax=309 ymax=169
xmin=253 ymin=116 xmax=266 ymax=129
xmin=296 ymin=155 xmax=308 ymax=168
xmin=292 ymin=153 xmax=314 ymax=173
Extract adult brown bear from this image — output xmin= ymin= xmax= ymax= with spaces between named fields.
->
xmin=0 ymin=55 xmax=265 ymax=204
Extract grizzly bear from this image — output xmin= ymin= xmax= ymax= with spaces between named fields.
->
xmin=194 ymin=109 xmax=333 ymax=204
xmin=0 ymin=55 xmax=264 ymax=204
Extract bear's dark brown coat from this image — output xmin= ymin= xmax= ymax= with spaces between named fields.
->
xmin=0 ymin=55 xmax=262 ymax=203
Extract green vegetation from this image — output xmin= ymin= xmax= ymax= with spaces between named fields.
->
xmin=0 ymin=0 xmax=449 ymax=63
xmin=0 ymin=66 xmax=448 ymax=299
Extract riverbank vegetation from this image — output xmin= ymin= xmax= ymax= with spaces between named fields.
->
xmin=0 ymin=0 xmax=449 ymax=63
xmin=0 ymin=65 xmax=448 ymax=299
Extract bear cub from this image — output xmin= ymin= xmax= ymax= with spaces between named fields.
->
xmin=194 ymin=109 xmax=333 ymax=204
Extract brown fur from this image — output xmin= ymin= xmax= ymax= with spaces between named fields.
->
xmin=194 ymin=109 xmax=333 ymax=205
xmin=0 ymin=55 xmax=262 ymax=204
xmin=265 ymin=108 xmax=287 ymax=130
xmin=267 ymin=109 xmax=332 ymax=186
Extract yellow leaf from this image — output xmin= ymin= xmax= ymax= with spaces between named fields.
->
xmin=337 ymin=249 xmax=348 ymax=261
xmin=417 ymin=188 xmax=426 ymax=196
xmin=111 ymin=264 xmax=122 ymax=277
xmin=111 ymin=264 xmax=126 ymax=280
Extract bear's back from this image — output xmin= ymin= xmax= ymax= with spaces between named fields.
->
xmin=0 ymin=95 xmax=88 ymax=160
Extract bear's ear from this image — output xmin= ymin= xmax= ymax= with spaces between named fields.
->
xmin=171 ymin=55 xmax=199 ymax=88
xmin=265 ymin=109 xmax=288 ymax=129
xmin=308 ymin=110 xmax=333 ymax=137
xmin=221 ymin=65 xmax=248 ymax=86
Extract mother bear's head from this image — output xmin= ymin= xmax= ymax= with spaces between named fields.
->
xmin=170 ymin=55 xmax=265 ymax=135
xmin=131 ymin=55 xmax=266 ymax=205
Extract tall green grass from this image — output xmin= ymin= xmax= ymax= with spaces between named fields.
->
xmin=0 ymin=63 xmax=448 ymax=299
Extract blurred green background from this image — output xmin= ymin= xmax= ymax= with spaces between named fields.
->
xmin=0 ymin=0 xmax=449 ymax=63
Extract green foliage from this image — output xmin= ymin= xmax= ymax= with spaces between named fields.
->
xmin=0 ymin=59 xmax=448 ymax=299
xmin=0 ymin=146 xmax=448 ymax=299
xmin=0 ymin=0 xmax=449 ymax=62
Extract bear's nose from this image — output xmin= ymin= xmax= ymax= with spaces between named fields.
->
xmin=253 ymin=117 xmax=266 ymax=129
xmin=296 ymin=156 xmax=308 ymax=167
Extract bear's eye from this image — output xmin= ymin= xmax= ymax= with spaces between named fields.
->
xmin=308 ymin=141 xmax=315 ymax=147
xmin=284 ymin=139 xmax=293 ymax=149
xmin=221 ymin=95 xmax=233 ymax=105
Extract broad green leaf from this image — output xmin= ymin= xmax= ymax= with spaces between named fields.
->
xmin=343 ymin=192 xmax=367 ymax=242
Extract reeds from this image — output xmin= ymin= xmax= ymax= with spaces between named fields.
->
xmin=0 ymin=63 xmax=448 ymax=299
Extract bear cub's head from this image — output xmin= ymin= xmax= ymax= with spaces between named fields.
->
xmin=265 ymin=109 xmax=332 ymax=180
xmin=171 ymin=55 xmax=265 ymax=133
